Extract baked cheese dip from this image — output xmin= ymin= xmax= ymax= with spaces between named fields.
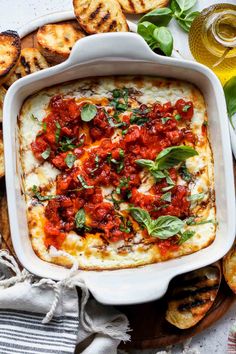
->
xmin=19 ymin=76 xmax=216 ymax=269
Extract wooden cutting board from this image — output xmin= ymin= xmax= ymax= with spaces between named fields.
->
xmin=1 ymin=22 xmax=234 ymax=350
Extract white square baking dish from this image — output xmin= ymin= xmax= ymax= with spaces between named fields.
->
xmin=3 ymin=32 xmax=235 ymax=305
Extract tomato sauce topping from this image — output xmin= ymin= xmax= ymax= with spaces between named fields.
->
xmin=31 ymin=91 xmax=195 ymax=250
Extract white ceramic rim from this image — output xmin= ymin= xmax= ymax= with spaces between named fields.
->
xmin=3 ymin=12 xmax=236 ymax=305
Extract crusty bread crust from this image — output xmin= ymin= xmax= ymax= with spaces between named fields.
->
xmin=73 ymin=0 xmax=129 ymax=34
xmin=37 ymin=23 xmax=86 ymax=64
xmin=0 ymin=31 xmax=21 ymax=84
xmin=117 ymin=0 xmax=169 ymax=14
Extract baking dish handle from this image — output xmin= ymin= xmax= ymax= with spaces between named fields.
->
xmin=82 ymin=270 xmax=172 ymax=305
xmin=68 ymin=32 xmax=160 ymax=65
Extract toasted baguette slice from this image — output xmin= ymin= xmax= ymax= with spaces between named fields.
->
xmin=165 ymin=263 xmax=221 ymax=329
xmin=0 ymin=130 xmax=4 ymax=178
xmin=73 ymin=0 xmax=129 ymax=34
xmin=37 ymin=23 xmax=85 ymax=64
xmin=0 ymin=192 xmax=15 ymax=255
xmin=4 ymin=48 xmax=49 ymax=88
xmin=0 ymin=31 xmax=21 ymax=84
xmin=0 ymin=86 xmax=7 ymax=123
xmin=223 ymin=244 xmax=236 ymax=293
xmin=117 ymin=0 xmax=169 ymax=14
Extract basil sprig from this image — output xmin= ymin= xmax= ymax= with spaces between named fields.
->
xmin=171 ymin=0 xmax=199 ymax=32
xmin=136 ymin=145 xmax=198 ymax=177
xmin=81 ymin=103 xmax=97 ymax=122
xmin=139 ymin=7 xmax=173 ymax=27
xmin=75 ymin=209 xmax=86 ymax=229
xmin=224 ymin=77 xmax=236 ymax=126
xmin=138 ymin=21 xmax=173 ymax=56
xmin=129 ymin=207 xmax=184 ymax=239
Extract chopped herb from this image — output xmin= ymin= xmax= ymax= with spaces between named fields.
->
xmin=162 ymin=185 xmax=174 ymax=192
xmin=106 ymin=153 xmax=112 ymax=164
xmin=175 ymin=114 xmax=182 ymax=121
xmin=65 ymin=153 xmax=76 ymax=168
xmin=203 ymin=120 xmax=208 ymax=126
xmin=107 ymin=116 xmax=126 ymax=128
xmin=75 ymin=209 xmax=86 ymax=229
xmin=91 ymin=155 xmax=100 ymax=175
xmin=122 ymin=129 xmax=128 ymax=136
xmin=110 ymin=88 xmax=129 ymax=111
xmin=31 ymin=114 xmax=39 ymax=122
xmin=42 ymin=122 xmax=47 ymax=132
xmin=77 ymin=175 xmax=94 ymax=189
xmin=183 ymin=104 xmax=191 ymax=112
xmin=32 ymin=185 xmax=57 ymax=201
xmin=59 ymin=137 xmax=77 ymax=152
xmin=110 ymin=149 xmax=125 ymax=173
xmin=41 ymin=147 xmax=51 ymax=160
xmin=116 ymin=176 xmax=130 ymax=194
xmin=130 ymin=114 xmax=149 ymax=126
xmin=107 ymin=191 xmax=124 ymax=210
xmin=119 ymin=224 xmax=131 ymax=233
xmin=178 ymin=230 xmax=195 ymax=244
xmin=187 ymin=193 xmax=205 ymax=202
xmin=55 ymin=121 xmax=61 ymax=143
xmin=161 ymin=117 xmax=172 ymax=124
xmin=161 ymin=192 xmax=172 ymax=202
xmin=81 ymin=103 xmax=97 ymax=122
xmin=180 ymin=163 xmax=192 ymax=182
xmin=185 ymin=217 xmax=216 ymax=226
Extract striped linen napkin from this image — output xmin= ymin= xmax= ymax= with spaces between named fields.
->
xmin=0 ymin=250 xmax=130 ymax=354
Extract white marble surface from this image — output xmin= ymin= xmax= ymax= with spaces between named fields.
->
xmin=0 ymin=0 xmax=235 ymax=353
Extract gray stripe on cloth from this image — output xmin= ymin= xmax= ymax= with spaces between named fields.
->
xmin=0 ymin=331 xmax=76 ymax=347
xmin=0 ymin=341 xmax=73 ymax=354
xmin=0 ymin=313 xmax=78 ymax=329
xmin=0 ymin=318 xmax=78 ymax=334
xmin=0 ymin=309 xmax=78 ymax=323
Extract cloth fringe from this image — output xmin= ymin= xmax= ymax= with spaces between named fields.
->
xmin=0 ymin=248 xmax=130 ymax=342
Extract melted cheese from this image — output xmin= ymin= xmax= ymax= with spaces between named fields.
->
xmin=19 ymin=76 xmax=216 ymax=270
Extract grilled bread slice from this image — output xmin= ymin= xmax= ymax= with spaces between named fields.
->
xmin=0 ymin=86 xmax=6 ymax=123
xmin=37 ymin=23 xmax=86 ymax=64
xmin=165 ymin=263 xmax=221 ymax=329
xmin=73 ymin=0 xmax=129 ymax=34
xmin=4 ymin=48 xmax=49 ymax=88
xmin=117 ymin=0 xmax=169 ymax=14
xmin=223 ymin=244 xmax=236 ymax=293
xmin=0 ymin=130 xmax=4 ymax=178
xmin=0 ymin=31 xmax=21 ymax=84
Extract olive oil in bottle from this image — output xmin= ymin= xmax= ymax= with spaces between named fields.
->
xmin=189 ymin=3 xmax=236 ymax=84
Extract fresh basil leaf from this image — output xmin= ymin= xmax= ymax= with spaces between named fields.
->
xmin=187 ymin=193 xmax=205 ymax=201
xmin=161 ymin=192 xmax=172 ymax=202
xmin=224 ymin=77 xmax=236 ymax=124
xmin=41 ymin=147 xmax=51 ymax=160
xmin=42 ymin=122 xmax=47 ymax=132
xmin=151 ymin=215 xmax=184 ymax=239
xmin=164 ymin=170 xmax=175 ymax=185
xmin=156 ymin=145 xmax=198 ymax=170
xmin=153 ymin=27 xmax=173 ymax=56
xmin=65 ymin=153 xmax=76 ymax=168
xmin=178 ymin=230 xmax=195 ymax=244
xmin=31 ymin=185 xmax=57 ymax=201
xmin=77 ymin=175 xmax=94 ymax=189
xmin=75 ymin=209 xmax=86 ymax=229
xmin=151 ymin=170 xmax=167 ymax=180
xmin=176 ymin=11 xmax=199 ymax=32
xmin=81 ymin=103 xmax=97 ymax=122
xmin=137 ymin=21 xmax=157 ymax=43
xmin=136 ymin=159 xmax=155 ymax=170
xmin=55 ymin=121 xmax=61 ymax=143
xmin=175 ymin=0 xmax=196 ymax=13
xmin=129 ymin=207 xmax=153 ymax=234
xmin=139 ymin=7 xmax=173 ymax=27
xmin=31 ymin=114 xmax=39 ymax=122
